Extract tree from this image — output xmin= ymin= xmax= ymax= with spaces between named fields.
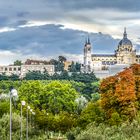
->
xmin=75 ymin=62 xmax=81 ymax=72
xmin=78 ymin=101 xmax=104 ymax=128
xmin=19 ymin=81 xmax=79 ymax=114
xmin=131 ymin=64 xmax=140 ymax=109
xmin=69 ymin=62 xmax=81 ymax=72
xmin=100 ymin=68 xmax=137 ymax=121
xmin=71 ymin=72 xmax=98 ymax=83
xmin=0 ymin=100 xmax=9 ymax=117
xmin=56 ymin=61 xmax=64 ymax=72
xmin=40 ymin=81 xmax=79 ymax=114
xmin=0 ymin=113 xmax=26 ymax=139
xmin=18 ymin=81 xmax=44 ymax=108
xmin=24 ymin=71 xmax=45 ymax=80
xmin=69 ymin=61 xmax=77 ymax=72
xmin=59 ymin=70 xmax=70 ymax=80
xmin=9 ymin=74 xmax=19 ymax=81
xmin=75 ymin=96 xmax=88 ymax=114
xmin=13 ymin=60 xmax=22 ymax=66
xmin=0 ymin=73 xmax=9 ymax=80
xmin=49 ymin=59 xmax=58 ymax=65
xmin=58 ymin=56 xmax=67 ymax=63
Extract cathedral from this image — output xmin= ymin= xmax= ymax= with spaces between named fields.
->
xmin=83 ymin=28 xmax=140 ymax=78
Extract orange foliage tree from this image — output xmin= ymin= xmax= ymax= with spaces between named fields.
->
xmin=100 ymin=66 xmax=137 ymax=121
xmin=131 ymin=64 xmax=140 ymax=109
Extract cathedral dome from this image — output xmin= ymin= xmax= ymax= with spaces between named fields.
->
xmin=118 ymin=28 xmax=132 ymax=46
xmin=118 ymin=37 xmax=132 ymax=46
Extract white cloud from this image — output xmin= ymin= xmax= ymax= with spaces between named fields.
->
xmin=19 ymin=20 xmax=49 ymax=28
xmin=0 ymin=27 xmax=16 ymax=33
xmin=64 ymin=54 xmax=83 ymax=63
xmin=0 ymin=50 xmax=50 ymax=65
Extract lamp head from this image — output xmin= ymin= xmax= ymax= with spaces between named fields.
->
xmin=11 ymin=89 xmax=18 ymax=97
xmin=27 ymin=106 xmax=30 ymax=109
xmin=32 ymin=112 xmax=35 ymax=115
xmin=21 ymin=101 xmax=26 ymax=106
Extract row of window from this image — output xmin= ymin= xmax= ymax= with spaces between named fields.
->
xmin=2 ymin=67 xmax=21 ymax=71
xmin=102 ymin=61 xmax=117 ymax=65
xmin=93 ymin=58 xmax=140 ymax=62
xmin=93 ymin=58 xmax=116 ymax=61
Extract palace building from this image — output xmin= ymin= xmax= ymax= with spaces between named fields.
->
xmin=0 ymin=59 xmax=55 ymax=78
xmin=83 ymin=28 xmax=140 ymax=78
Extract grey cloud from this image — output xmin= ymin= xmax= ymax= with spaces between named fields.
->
xmin=0 ymin=0 xmax=140 ymax=28
xmin=0 ymin=0 xmax=139 ymax=32
xmin=16 ymin=12 xmax=29 ymax=17
xmin=46 ymin=0 xmax=140 ymax=11
xmin=0 ymin=24 xmax=120 ymax=58
xmin=0 ymin=16 xmax=9 ymax=26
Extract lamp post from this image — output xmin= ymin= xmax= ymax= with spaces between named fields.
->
xmin=10 ymin=88 xmax=18 ymax=140
xmin=20 ymin=101 xmax=26 ymax=140
xmin=30 ymin=109 xmax=33 ymax=127
xmin=26 ymin=105 xmax=30 ymax=140
xmin=32 ymin=112 xmax=35 ymax=128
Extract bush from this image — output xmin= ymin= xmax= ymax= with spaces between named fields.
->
xmin=76 ymin=120 xmax=140 ymax=140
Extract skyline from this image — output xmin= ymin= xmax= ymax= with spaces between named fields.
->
xmin=0 ymin=0 xmax=140 ymax=64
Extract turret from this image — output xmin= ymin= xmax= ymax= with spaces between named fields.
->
xmin=83 ymin=36 xmax=92 ymax=72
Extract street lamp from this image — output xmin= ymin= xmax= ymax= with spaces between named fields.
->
xmin=30 ymin=109 xmax=33 ymax=127
xmin=26 ymin=105 xmax=30 ymax=140
xmin=10 ymin=88 xmax=18 ymax=140
xmin=20 ymin=101 xmax=26 ymax=140
xmin=32 ymin=112 xmax=35 ymax=129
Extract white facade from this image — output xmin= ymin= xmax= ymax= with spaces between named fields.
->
xmin=0 ymin=64 xmax=55 ymax=78
xmin=0 ymin=65 xmax=21 ymax=76
xmin=20 ymin=64 xmax=54 ymax=77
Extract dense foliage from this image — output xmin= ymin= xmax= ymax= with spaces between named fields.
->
xmin=1 ymin=64 xmax=140 ymax=139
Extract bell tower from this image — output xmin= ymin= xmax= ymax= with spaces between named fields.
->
xmin=84 ymin=36 xmax=92 ymax=72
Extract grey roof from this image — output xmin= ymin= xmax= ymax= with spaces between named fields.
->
xmin=92 ymin=54 xmax=115 ymax=57
xmin=118 ymin=38 xmax=132 ymax=46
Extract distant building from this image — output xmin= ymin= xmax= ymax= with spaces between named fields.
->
xmin=20 ymin=64 xmax=54 ymax=77
xmin=0 ymin=65 xmax=21 ymax=76
xmin=64 ymin=61 xmax=72 ymax=71
xmin=24 ymin=59 xmax=50 ymax=65
xmin=83 ymin=28 xmax=140 ymax=78
xmin=0 ymin=59 xmax=55 ymax=78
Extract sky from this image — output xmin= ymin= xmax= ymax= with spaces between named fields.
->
xmin=0 ymin=0 xmax=140 ymax=65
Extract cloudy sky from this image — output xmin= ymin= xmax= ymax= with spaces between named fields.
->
xmin=0 ymin=0 xmax=140 ymax=65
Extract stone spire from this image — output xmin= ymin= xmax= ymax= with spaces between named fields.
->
xmin=87 ymin=35 xmax=90 ymax=44
xmin=85 ymin=38 xmax=87 ymax=45
xmin=123 ymin=27 xmax=127 ymax=39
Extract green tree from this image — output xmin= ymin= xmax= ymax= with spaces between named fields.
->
xmin=58 ymin=56 xmax=67 ymax=63
xmin=13 ymin=60 xmax=22 ymax=66
xmin=69 ymin=61 xmax=77 ymax=72
xmin=77 ymin=101 xmax=104 ymax=128
xmin=9 ymin=74 xmax=19 ymax=81
xmin=0 ymin=100 xmax=9 ymax=117
xmin=0 ymin=73 xmax=9 ymax=80
xmin=24 ymin=71 xmax=45 ymax=80
xmin=40 ymin=81 xmax=79 ymax=114
xmin=69 ymin=62 xmax=81 ymax=72
xmin=0 ymin=113 xmax=26 ymax=140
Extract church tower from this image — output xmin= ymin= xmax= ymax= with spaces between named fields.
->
xmin=84 ymin=36 xmax=92 ymax=73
